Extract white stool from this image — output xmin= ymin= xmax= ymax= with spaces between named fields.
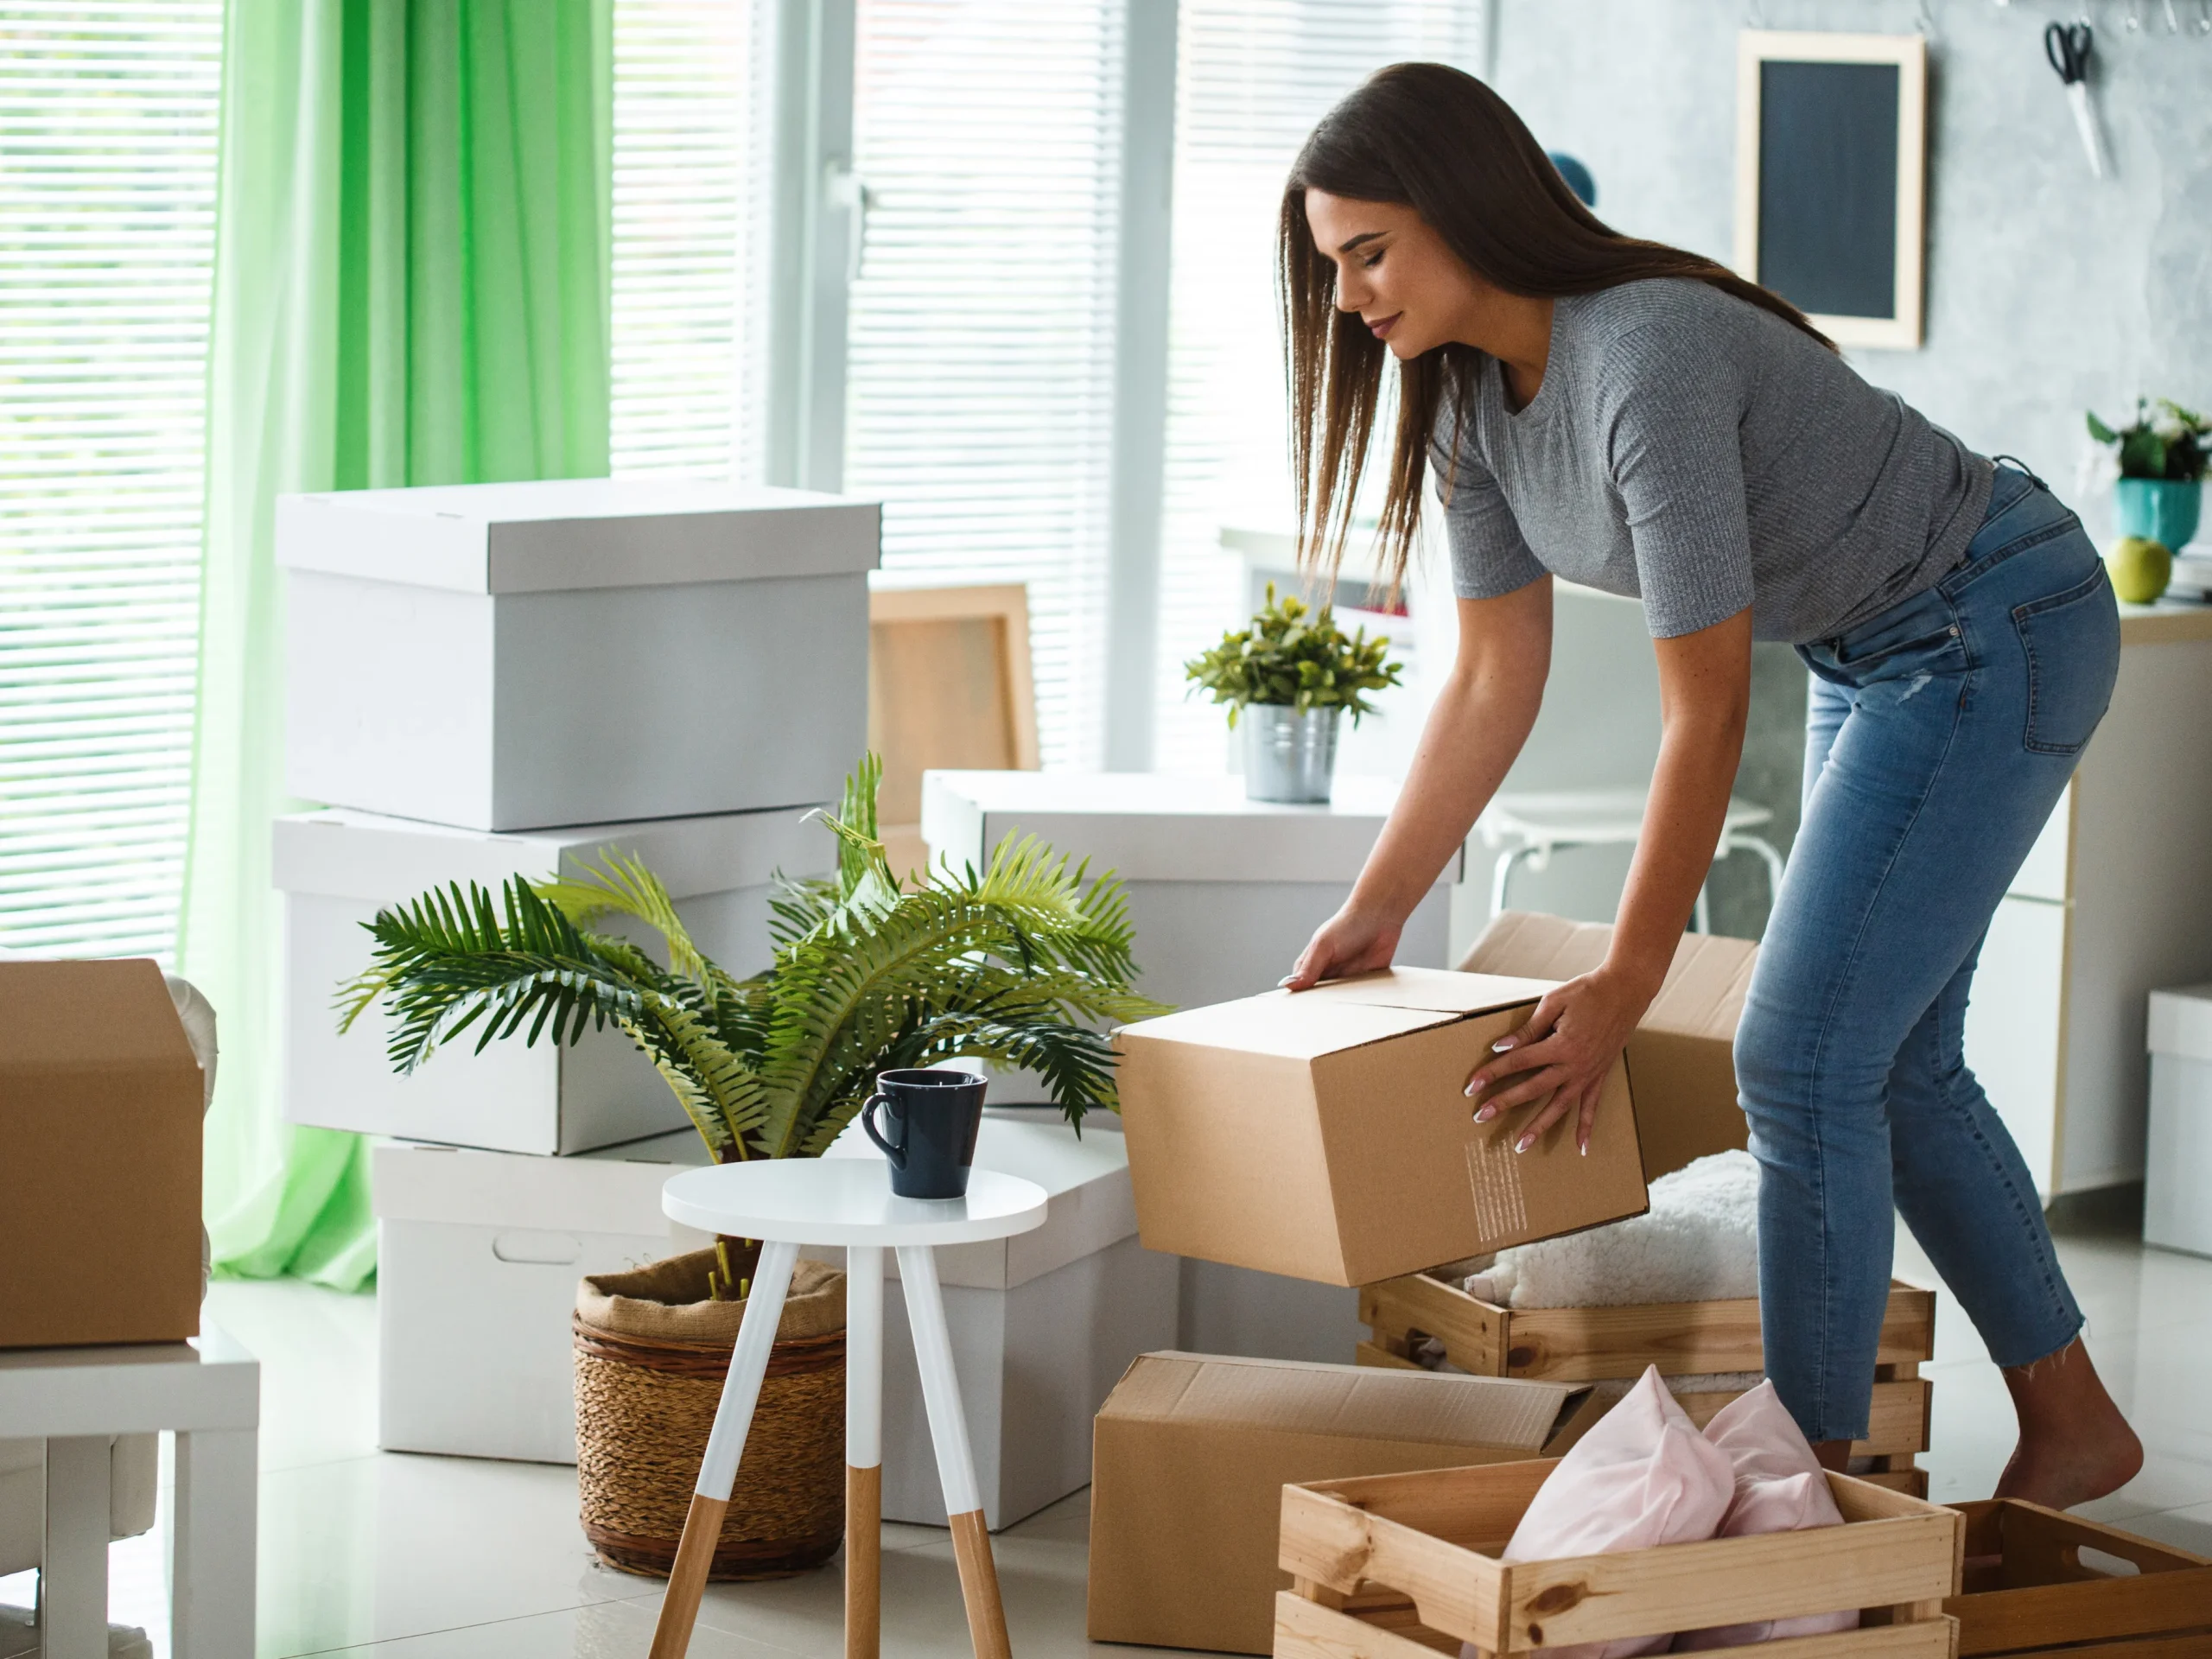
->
xmin=0 ymin=1326 xmax=258 ymax=1659
xmin=648 ymin=1160 xmax=1048 ymax=1659
xmin=1480 ymin=787 xmax=1787 ymax=933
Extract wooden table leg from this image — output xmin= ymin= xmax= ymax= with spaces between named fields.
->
xmin=649 ymin=1239 xmax=800 ymax=1659
xmin=896 ymin=1244 xmax=1012 ymax=1659
xmin=845 ymin=1243 xmax=884 ymax=1659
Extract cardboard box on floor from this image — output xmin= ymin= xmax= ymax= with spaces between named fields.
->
xmin=0 ymin=960 xmax=204 ymax=1348
xmin=1461 ymin=910 xmax=1756 ymax=1181
xmin=1086 ymin=1351 xmax=1600 ymax=1655
xmin=1115 ymin=968 xmax=1648 ymax=1287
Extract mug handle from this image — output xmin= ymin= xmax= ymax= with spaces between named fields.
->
xmin=860 ymin=1092 xmax=906 ymax=1168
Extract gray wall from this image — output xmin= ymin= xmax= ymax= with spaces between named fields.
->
xmin=1485 ymin=0 xmax=2212 ymax=939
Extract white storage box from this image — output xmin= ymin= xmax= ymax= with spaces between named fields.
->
xmin=2146 ymin=982 xmax=2212 ymax=1256
xmin=374 ymin=1131 xmax=714 ymax=1461
xmin=373 ymin=1113 xmax=1177 ymax=1516
xmin=278 ymin=478 xmax=880 ymax=830
xmin=823 ymin=1112 xmax=1178 ymax=1530
xmin=279 ymin=804 xmax=831 ymax=1154
xmin=919 ymin=770 xmax=1459 ymax=1013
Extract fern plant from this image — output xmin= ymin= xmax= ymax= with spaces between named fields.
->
xmin=340 ymin=755 xmax=1163 ymax=1179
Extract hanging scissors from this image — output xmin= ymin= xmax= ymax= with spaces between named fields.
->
xmin=2044 ymin=20 xmax=2105 ymax=179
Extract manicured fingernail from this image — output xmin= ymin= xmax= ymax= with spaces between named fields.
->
xmin=1515 ymin=1134 xmax=1534 ymax=1154
xmin=1474 ymin=1104 xmax=1496 ymax=1123
xmin=1491 ymin=1038 xmax=1514 ymax=1052
xmin=1579 ymin=1141 xmax=1588 ymax=1157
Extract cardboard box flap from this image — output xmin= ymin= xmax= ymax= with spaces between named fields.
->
xmin=1459 ymin=912 xmax=1755 ymax=1041
xmin=1102 ymin=1352 xmax=1576 ymax=1452
xmin=0 ymin=958 xmax=200 ymax=1075
xmin=1295 ymin=966 xmax=1558 ymax=1016
xmin=1116 ymin=995 xmax=1461 ymax=1062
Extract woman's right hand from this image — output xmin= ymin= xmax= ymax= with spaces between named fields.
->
xmin=1282 ymin=905 xmax=1402 ymax=991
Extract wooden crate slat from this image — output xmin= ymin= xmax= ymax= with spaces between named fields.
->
xmin=1354 ymin=1339 xmax=1425 ymax=1372
xmin=1296 ymin=1459 xmax=1554 ymax=1554
xmin=1276 ymin=1591 xmax=1453 ymax=1659
xmin=1500 ymin=1510 xmax=1961 ymax=1650
xmin=1947 ymin=1498 xmax=2212 ymax=1656
xmin=1277 ymin=1593 xmax=1953 ymax=1659
xmin=1363 ymin=1273 xmax=1935 ymax=1382
xmin=1859 ymin=1467 xmax=1932 ymax=1498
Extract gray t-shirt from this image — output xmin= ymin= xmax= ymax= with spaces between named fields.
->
xmin=1436 ymin=278 xmax=1993 ymax=644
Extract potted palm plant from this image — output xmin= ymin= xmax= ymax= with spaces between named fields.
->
xmin=342 ymin=754 xmax=1158 ymax=1580
xmin=1185 ymin=582 xmax=1403 ymax=803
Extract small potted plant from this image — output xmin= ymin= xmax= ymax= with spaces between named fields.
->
xmin=341 ymin=754 xmax=1159 ymax=1582
xmin=1185 ymin=582 xmax=1403 ymax=803
xmin=2088 ymin=397 xmax=2206 ymax=556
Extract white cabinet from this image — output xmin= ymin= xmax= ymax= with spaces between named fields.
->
xmin=1961 ymin=609 xmax=2212 ymax=1197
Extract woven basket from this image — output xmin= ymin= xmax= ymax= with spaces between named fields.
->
xmin=575 ymin=1247 xmax=846 ymax=1580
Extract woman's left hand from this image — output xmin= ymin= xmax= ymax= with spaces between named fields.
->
xmin=1464 ymin=966 xmax=1654 ymax=1155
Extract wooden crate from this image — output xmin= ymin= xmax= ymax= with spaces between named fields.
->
xmin=1275 ymin=1458 xmax=1963 ymax=1658
xmin=1946 ymin=1499 xmax=2212 ymax=1656
xmin=1360 ymin=1270 xmax=1936 ymax=1495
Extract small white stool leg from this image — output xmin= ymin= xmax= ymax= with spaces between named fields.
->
xmin=42 ymin=1436 xmax=110 ymax=1659
xmin=650 ymin=1237 xmax=800 ymax=1659
xmin=897 ymin=1244 xmax=1011 ymax=1659
xmin=844 ymin=1244 xmax=884 ymax=1659
xmin=171 ymin=1425 xmax=257 ymax=1659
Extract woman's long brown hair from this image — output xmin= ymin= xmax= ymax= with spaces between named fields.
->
xmin=1281 ymin=61 xmax=1830 ymax=595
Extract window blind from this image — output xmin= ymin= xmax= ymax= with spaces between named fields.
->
xmin=0 ymin=1 xmax=224 ymax=960
xmin=608 ymin=0 xmax=774 ymax=484
xmin=844 ymin=0 xmax=1126 ymax=772
xmin=1151 ymin=1 xmax=1485 ymax=773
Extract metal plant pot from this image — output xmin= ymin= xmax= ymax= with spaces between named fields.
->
xmin=1242 ymin=704 xmax=1341 ymax=804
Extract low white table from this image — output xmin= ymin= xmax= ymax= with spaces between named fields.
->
xmin=0 ymin=1326 xmax=258 ymax=1659
xmin=649 ymin=1160 xmax=1048 ymax=1659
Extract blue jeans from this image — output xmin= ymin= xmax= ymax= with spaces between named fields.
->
xmin=1736 ymin=465 xmax=2120 ymax=1442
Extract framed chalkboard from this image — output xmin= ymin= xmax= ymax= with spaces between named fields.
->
xmin=1733 ymin=31 xmax=1927 ymax=350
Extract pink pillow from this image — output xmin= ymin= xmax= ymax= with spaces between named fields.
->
xmin=1465 ymin=1367 xmax=1734 ymax=1659
xmin=1674 ymin=1381 xmax=1859 ymax=1649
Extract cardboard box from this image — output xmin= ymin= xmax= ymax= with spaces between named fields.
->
xmin=0 ymin=960 xmax=204 ymax=1348
xmin=1459 ymin=909 xmax=1755 ymax=1181
xmin=277 ymin=477 xmax=880 ymax=831
xmin=1115 ymin=968 xmax=1647 ymax=1287
xmin=823 ymin=1114 xmax=1178 ymax=1529
xmin=1086 ymin=1351 xmax=1596 ymax=1655
xmin=278 ymin=804 xmax=830 ymax=1154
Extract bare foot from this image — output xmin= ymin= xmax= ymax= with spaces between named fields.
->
xmin=1991 ymin=1337 xmax=2144 ymax=1510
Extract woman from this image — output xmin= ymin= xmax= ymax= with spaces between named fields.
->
xmin=1280 ymin=62 xmax=2142 ymax=1508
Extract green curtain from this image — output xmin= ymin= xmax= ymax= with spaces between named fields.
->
xmin=181 ymin=0 xmax=613 ymax=1289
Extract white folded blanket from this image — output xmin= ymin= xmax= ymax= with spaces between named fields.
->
xmin=1459 ymin=1149 xmax=1761 ymax=1310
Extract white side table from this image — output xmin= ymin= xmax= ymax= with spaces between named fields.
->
xmin=648 ymin=1160 xmax=1048 ymax=1659
xmin=0 ymin=1326 xmax=258 ymax=1659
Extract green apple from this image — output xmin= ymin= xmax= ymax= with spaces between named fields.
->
xmin=2108 ymin=536 xmax=2172 ymax=604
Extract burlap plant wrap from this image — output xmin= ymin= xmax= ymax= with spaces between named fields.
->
xmin=574 ymin=1248 xmax=846 ymax=1580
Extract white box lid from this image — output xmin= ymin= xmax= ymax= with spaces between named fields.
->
xmin=919 ymin=769 xmax=1459 ymax=886
xmin=372 ymin=1113 xmax=1135 ymax=1291
xmin=274 ymin=804 xmax=833 ymax=903
xmin=2150 ymin=983 xmax=2212 ymax=1064
xmin=276 ymin=478 xmax=881 ymax=594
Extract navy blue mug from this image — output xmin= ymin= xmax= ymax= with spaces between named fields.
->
xmin=860 ymin=1068 xmax=986 ymax=1198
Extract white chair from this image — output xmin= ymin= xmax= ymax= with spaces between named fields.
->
xmin=646 ymin=1159 xmax=1049 ymax=1659
xmin=1480 ymin=787 xmax=1788 ymax=933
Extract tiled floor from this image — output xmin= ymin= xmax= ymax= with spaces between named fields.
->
xmin=7 ymin=1205 xmax=2211 ymax=1656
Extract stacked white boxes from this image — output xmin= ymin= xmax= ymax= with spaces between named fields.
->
xmin=2147 ymin=983 xmax=2212 ymax=1256
xmin=919 ymin=769 xmax=1463 ymax=1369
xmin=374 ymin=1114 xmax=1176 ymax=1532
xmin=277 ymin=478 xmax=879 ymax=1454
